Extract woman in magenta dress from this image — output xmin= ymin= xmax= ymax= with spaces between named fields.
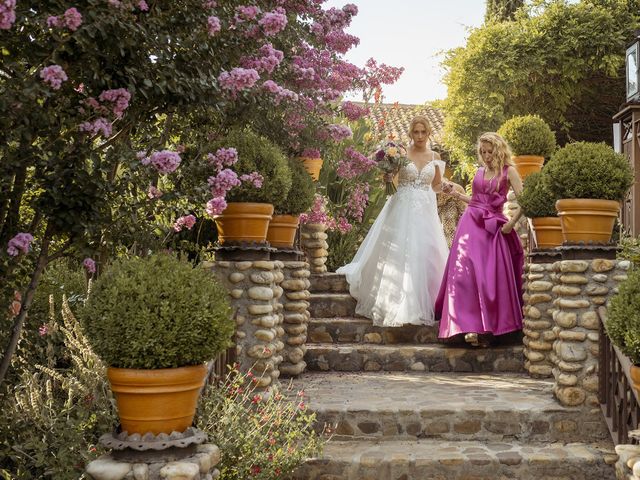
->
xmin=437 ymin=132 xmax=524 ymax=347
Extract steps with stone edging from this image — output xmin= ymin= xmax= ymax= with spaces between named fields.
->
xmin=292 ymin=273 xmax=616 ymax=480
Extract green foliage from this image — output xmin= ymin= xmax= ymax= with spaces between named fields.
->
xmin=518 ymin=171 xmax=557 ymax=218
xmin=442 ymin=1 xmax=639 ymax=176
xmin=485 ymin=0 xmax=524 ymax=22
xmin=543 ymin=141 xmax=633 ymax=201
xmin=276 ymin=158 xmax=315 ymax=216
xmin=197 ymin=368 xmax=324 ymax=480
xmin=498 ymin=115 xmax=556 ymax=157
xmin=605 ymin=267 xmax=640 ymax=364
xmin=216 ymin=129 xmax=292 ymax=208
xmin=81 ymin=253 xmax=233 ymax=369
xmin=0 ymin=298 xmax=115 ymax=479
xmin=618 ymin=235 xmax=640 ymax=266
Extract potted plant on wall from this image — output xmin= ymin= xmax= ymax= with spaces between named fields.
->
xmin=298 ymin=148 xmax=323 ymax=181
xmin=81 ymin=253 xmax=233 ymax=435
xmin=605 ymin=267 xmax=640 ymax=395
xmin=543 ymin=141 xmax=633 ymax=243
xmin=517 ymin=171 xmax=562 ymax=249
xmin=212 ymin=128 xmax=292 ymax=244
xmin=266 ymin=158 xmax=316 ymax=248
xmin=498 ymin=114 xmax=556 ymax=180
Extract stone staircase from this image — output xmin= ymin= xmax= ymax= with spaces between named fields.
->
xmin=292 ymin=273 xmax=617 ymax=480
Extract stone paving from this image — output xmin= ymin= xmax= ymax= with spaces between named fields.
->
xmin=293 ymin=372 xmax=609 ymax=444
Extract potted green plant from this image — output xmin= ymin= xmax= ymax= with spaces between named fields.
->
xmin=80 ymin=253 xmax=233 ymax=435
xmin=213 ymin=128 xmax=292 ymax=244
xmin=267 ymin=158 xmax=316 ymax=248
xmin=498 ymin=114 xmax=556 ymax=180
xmin=517 ymin=171 xmax=562 ymax=249
xmin=605 ymin=268 xmax=640 ymax=395
xmin=543 ymin=141 xmax=633 ymax=243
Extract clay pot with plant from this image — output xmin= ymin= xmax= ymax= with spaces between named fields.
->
xmin=498 ymin=115 xmax=556 ymax=180
xmin=517 ymin=171 xmax=562 ymax=249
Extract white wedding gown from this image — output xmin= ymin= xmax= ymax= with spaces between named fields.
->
xmin=336 ymin=159 xmax=449 ymax=327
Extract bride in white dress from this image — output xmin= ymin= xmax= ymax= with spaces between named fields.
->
xmin=336 ymin=116 xmax=449 ymax=327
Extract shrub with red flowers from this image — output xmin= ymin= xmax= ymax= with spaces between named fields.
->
xmin=197 ymin=367 xmax=324 ymax=480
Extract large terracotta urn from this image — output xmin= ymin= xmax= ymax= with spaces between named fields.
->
xmin=299 ymin=157 xmax=323 ymax=181
xmin=266 ymin=214 xmax=300 ymax=248
xmin=214 ymin=202 xmax=274 ymax=244
xmin=555 ymin=198 xmax=620 ymax=244
xmin=513 ymin=155 xmax=544 ymax=181
xmin=107 ymin=364 xmax=207 ymax=435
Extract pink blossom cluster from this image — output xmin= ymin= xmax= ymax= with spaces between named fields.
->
xmin=363 ymin=57 xmax=405 ymax=92
xmin=141 ymin=150 xmax=182 ymax=174
xmin=47 ymin=7 xmax=83 ymax=31
xmin=7 ymin=233 xmax=34 ymax=257
xmin=341 ymin=101 xmax=369 ymax=121
xmin=299 ymin=195 xmax=334 ymax=228
xmin=208 ymin=169 xmax=241 ymax=196
xmin=234 ymin=5 xmax=261 ymax=24
xmin=207 ymin=15 xmax=221 ymax=35
xmin=98 ymin=88 xmax=131 ymax=118
xmin=40 ymin=65 xmax=68 ymax=90
xmin=207 ymin=147 xmax=238 ymax=171
xmin=262 ymin=80 xmax=298 ymax=104
xmin=203 ymin=0 xmax=217 ymax=8
xmin=83 ymin=257 xmax=96 ymax=274
xmin=323 ymin=30 xmax=359 ymax=55
xmin=301 ymin=148 xmax=321 ymax=159
xmin=218 ymin=68 xmax=260 ymax=95
xmin=173 ymin=214 xmax=197 ymax=232
xmin=138 ymin=0 xmax=149 ymax=11
xmin=334 ymin=216 xmax=352 ymax=233
xmin=325 ymin=124 xmax=352 ymax=142
xmin=285 ymin=112 xmax=306 ymax=133
xmin=240 ymin=172 xmax=264 ymax=188
xmin=147 ymin=185 xmax=162 ymax=199
xmin=206 ymin=197 xmax=227 ymax=217
xmin=345 ymin=183 xmax=369 ymax=222
xmin=79 ymin=117 xmax=112 ymax=138
xmin=274 ymin=0 xmax=321 ymax=15
xmin=0 ymin=0 xmax=16 ymax=30
xmin=241 ymin=43 xmax=284 ymax=74
xmin=336 ymin=146 xmax=376 ymax=179
xmin=259 ymin=8 xmax=287 ymax=36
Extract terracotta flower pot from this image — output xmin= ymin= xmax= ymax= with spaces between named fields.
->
xmin=214 ymin=202 xmax=274 ymax=244
xmin=631 ymin=365 xmax=640 ymax=399
xmin=531 ymin=217 xmax=562 ymax=249
xmin=107 ymin=364 xmax=207 ymax=435
xmin=555 ymin=198 xmax=620 ymax=244
xmin=266 ymin=214 xmax=300 ymax=248
xmin=513 ymin=155 xmax=544 ymax=181
xmin=299 ymin=157 xmax=323 ymax=181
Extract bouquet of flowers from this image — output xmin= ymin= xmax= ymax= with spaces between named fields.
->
xmin=374 ymin=141 xmax=408 ymax=195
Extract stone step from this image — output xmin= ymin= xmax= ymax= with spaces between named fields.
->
xmin=305 ymin=343 xmax=525 ymax=373
xmin=293 ymin=372 xmax=609 ymax=444
xmin=308 ymin=318 xmax=439 ymax=344
xmin=309 ymin=293 xmax=356 ymax=318
xmin=309 ymin=273 xmax=349 ymax=294
xmin=293 ymin=439 xmax=616 ymax=480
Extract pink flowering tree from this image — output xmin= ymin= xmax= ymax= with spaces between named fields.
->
xmin=0 ymin=1 xmax=403 ymax=387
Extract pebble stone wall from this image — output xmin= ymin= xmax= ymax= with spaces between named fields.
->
xmin=300 ymin=223 xmax=328 ymax=274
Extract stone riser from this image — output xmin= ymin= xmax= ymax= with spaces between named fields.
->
xmin=308 ymin=318 xmax=439 ymax=344
xmin=309 ymin=273 xmax=349 ymax=293
xmin=313 ymin=409 xmax=607 ymax=444
xmin=305 ymin=344 xmax=525 ymax=373
xmin=293 ymin=440 xmax=616 ymax=480
xmin=308 ymin=293 xmax=356 ymax=318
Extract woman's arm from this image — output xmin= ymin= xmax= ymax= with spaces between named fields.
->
xmin=444 ymin=182 xmax=471 ymax=204
xmin=501 ymin=166 xmax=524 ymax=234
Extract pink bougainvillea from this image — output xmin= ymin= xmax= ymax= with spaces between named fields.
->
xmin=0 ymin=0 xmax=16 ymax=30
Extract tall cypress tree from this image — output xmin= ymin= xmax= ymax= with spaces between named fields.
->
xmin=485 ymin=0 xmax=525 ymax=22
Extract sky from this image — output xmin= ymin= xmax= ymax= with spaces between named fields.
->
xmin=324 ymin=0 xmax=486 ymax=105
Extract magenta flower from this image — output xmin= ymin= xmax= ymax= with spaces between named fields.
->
xmin=83 ymin=258 xmax=96 ymax=274
xmin=144 ymin=150 xmax=182 ymax=174
xmin=259 ymin=9 xmax=287 ymax=36
xmin=341 ymin=101 xmax=369 ymax=121
xmin=40 ymin=65 xmax=68 ymax=90
xmin=98 ymin=88 xmax=131 ymax=118
xmin=0 ymin=0 xmax=16 ymax=30
xmin=7 ymin=233 xmax=34 ymax=257
xmin=138 ymin=0 xmax=149 ymax=11
xmin=62 ymin=7 xmax=83 ymax=31
xmin=301 ymin=148 xmax=321 ymax=159
xmin=240 ymin=172 xmax=264 ymax=188
xmin=207 ymin=15 xmax=221 ymax=35
xmin=206 ymin=197 xmax=228 ymax=217
xmin=47 ymin=16 xmax=61 ymax=28
xmin=218 ymin=68 xmax=260 ymax=95
xmin=173 ymin=214 xmax=197 ymax=232
xmin=326 ymin=124 xmax=352 ymax=142
xmin=39 ymin=324 xmax=49 ymax=336
xmin=208 ymin=169 xmax=241 ymax=196
xmin=79 ymin=117 xmax=112 ymax=138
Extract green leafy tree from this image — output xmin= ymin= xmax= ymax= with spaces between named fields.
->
xmin=485 ymin=0 xmax=525 ymax=22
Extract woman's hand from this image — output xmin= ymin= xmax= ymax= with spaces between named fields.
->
xmin=441 ymin=181 xmax=454 ymax=194
xmin=501 ymin=222 xmax=514 ymax=234
xmin=383 ymin=172 xmax=395 ymax=183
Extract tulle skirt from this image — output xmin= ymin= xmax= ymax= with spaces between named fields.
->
xmin=337 ymin=187 xmax=449 ymax=327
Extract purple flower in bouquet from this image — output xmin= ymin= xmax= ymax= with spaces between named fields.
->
xmin=374 ymin=141 xmax=408 ymax=195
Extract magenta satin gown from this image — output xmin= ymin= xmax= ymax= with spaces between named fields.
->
xmin=436 ymin=166 xmax=524 ymax=338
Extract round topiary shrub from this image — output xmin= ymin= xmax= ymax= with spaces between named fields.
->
xmin=605 ymin=268 xmax=640 ymax=364
xmin=498 ymin=115 xmax=556 ymax=158
xmin=275 ymin=158 xmax=315 ymax=215
xmin=216 ymin=128 xmax=292 ymax=208
xmin=517 ymin=171 xmax=557 ymax=218
xmin=543 ymin=142 xmax=633 ymax=201
xmin=81 ymin=253 xmax=233 ymax=369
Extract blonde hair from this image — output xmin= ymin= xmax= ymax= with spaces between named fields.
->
xmin=408 ymin=116 xmax=432 ymax=142
xmin=477 ymin=132 xmax=515 ymax=190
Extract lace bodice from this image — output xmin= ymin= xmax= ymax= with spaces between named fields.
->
xmin=397 ymin=160 xmax=445 ymax=191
